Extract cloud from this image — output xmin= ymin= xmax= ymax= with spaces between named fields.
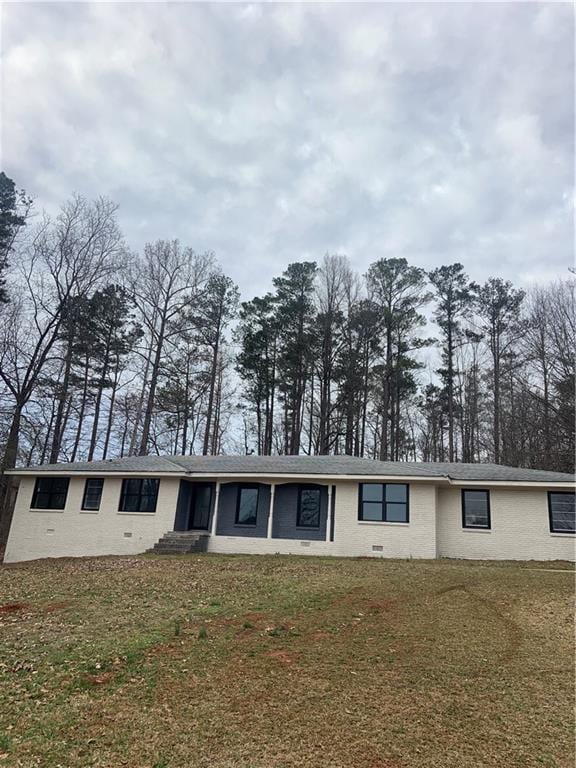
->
xmin=2 ymin=2 xmax=574 ymax=296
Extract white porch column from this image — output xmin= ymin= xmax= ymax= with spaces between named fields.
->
xmin=326 ymin=484 xmax=332 ymax=543
xmin=211 ymin=481 xmax=221 ymax=536
xmin=267 ymin=483 xmax=276 ymax=539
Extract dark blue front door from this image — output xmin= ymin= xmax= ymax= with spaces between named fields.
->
xmin=190 ymin=484 xmax=212 ymax=530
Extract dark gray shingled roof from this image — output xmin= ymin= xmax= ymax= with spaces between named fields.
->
xmin=10 ymin=454 xmax=575 ymax=483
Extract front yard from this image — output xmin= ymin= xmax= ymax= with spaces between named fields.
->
xmin=0 ymin=554 xmax=573 ymax=768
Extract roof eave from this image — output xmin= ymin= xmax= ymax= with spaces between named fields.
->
xmin=448 ymin=479 xmax=575 ymax=489
xmin=5 ymin=468 xmax=448 ymax=483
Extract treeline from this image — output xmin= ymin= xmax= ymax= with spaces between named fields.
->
xmin=236 ymin=258 xmax=574 ymax=473
xmin=0 ymin=175 xmax=574 ymax=529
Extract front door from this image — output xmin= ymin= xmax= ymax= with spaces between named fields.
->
xmin=190 ymin=484 xmax=212 ymax=530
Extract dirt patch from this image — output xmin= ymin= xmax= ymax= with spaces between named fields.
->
xmin=362 ymin=599 xmax=396 ymax=612
xmin=0 ymin=602 xmax=30 ymax=613
xmin=264 ymin=649 xmax=300 ymax=664
xmin=85 ymin=672 xmax=115 ymax=686
xmin=44 ymin=601 xmax=71 ymax=612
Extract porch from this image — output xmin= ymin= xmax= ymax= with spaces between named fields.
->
xmin=162 ymin=479 xmax=336 ymax=547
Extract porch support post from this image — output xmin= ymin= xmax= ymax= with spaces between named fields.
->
xmin=326 ymin=484 xmax=332 ymax=543
xmin=267 ymin=483 xmax=276 ymax=539
xmin=211 ymin=481 xmax=221 ymax=536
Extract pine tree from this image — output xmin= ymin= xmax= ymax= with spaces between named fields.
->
xmin=367 ymin=258 xmax=431 ymax=461
xmin=428 ymin=264 xmax=475 ymax=462
xmin=236 ymin=294 xmax=279 ymax=455
xmin=476 ymin=278 xmax=525 ymax=464
xmin=273 ymin=262 xmax=318 ymax=454
xmin=0 ymin=172 xmax=31 ymax=304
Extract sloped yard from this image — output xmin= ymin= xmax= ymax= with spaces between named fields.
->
xmin=0 ymin=554 xmax=573 ymax=768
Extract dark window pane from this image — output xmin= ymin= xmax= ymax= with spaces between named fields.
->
xmin=122 ymin=494 xmax=139 ymax=512
xmin=386 ymin=484 xmax=407 ymax=503
xmin=83 ymin=479 xmax=104 ymax=510
xmin=362 ymin=502 xmax=384 ymax=521
xmin=463 ymin=491 xmax=490 ymax=528
xmin=386 ymin=503 xmax=408 ymax=522
xmin=31 ymin=477 xmax=69 ymax=509
xmin=298 ymin=489 xmax=321 ymax=527
xmin=125 ymin=478 xmax=142 ymax=495
xmin=362 ymin=484 xmax=383 ymax=502
xmin=550 ymin=493 xmax=575 ymax=533
xmin=237 ymin=488 xmax=258 ymax=525
xmin=34 ymin=492 xmax=51 ymax=509
xmin=52 ymin=477 xmax=69 ymax=493
xmin=195 ymin=486 xmax=211 ymax=513
xmin=141 ymin=478 xmax=159 ymax=496
xmin=119 ymin=479 xmax=159 ymax=512
xmin=140 ymin=494 xmax=157 ymax=512
xmin=50 ymin=493 xmax=67 ymax=509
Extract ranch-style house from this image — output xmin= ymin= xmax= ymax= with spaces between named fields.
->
xmin=3 ymin=454 xmax=575 ymax=563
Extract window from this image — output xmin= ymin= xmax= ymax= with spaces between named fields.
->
xmin=297 ymin=487 xmax=321 ymax=528
xmin=119 ymin=478 xmax=159 ymax=512
xmin=358 ymin=484 xmax=409 ymax=523
xmin=548 ymin=492 xmax=575 ymax=534
xmin=462 ymin=489 xmax=491 ymax=529
xmin=235 ymin=486 xmax=259 ymax=526
xmin=31 ymin=477 xmax=69 ymax=510
xmin=82 ymin=478 xmax=104 ymax=511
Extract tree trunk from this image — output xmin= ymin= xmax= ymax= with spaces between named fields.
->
xmin=447 ymin=318 xmax=455 ymax=462
xmin=102 ymin=366 xmax=120 ymax=460
xmin=0 ymin=406 xmax=23 ymax=546
xmin=49 ymin=339 xmax=74 ymax=464
xmin=139 ymin=311 xmax=168 ymax=455
xmin=88 ymin=349 xmax=110 ymax=461
xmin=202 ymin=326 xmax=220 ymax=456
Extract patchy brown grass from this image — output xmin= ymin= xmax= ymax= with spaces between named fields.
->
xmin=0 ymin=554 xmax=573 ymax=768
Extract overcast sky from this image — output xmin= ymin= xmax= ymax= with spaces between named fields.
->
xmin=3 ymin=2 xmax=574 ymax=297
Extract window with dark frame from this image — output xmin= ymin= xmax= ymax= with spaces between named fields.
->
xmin=358 ymin=483 xmax=409 ymax=523
xmin=82 ymin=478 xmax=104 ymax=511
xmin=548 ymin=492 xmax=575 ymax=534
xmin=462 ymin=489 xmax=491 ymax=529
xmin=119 ymin=478 xmax=160 ymax=512
xmin=235 ymin=486 xmax=259 ymax=525
xmin=31 ymin=477 xmax=70 ymax=510
xmin=297 ymin=487 xmax=321 ymax=528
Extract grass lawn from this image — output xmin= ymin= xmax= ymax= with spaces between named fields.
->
xmin=0 ymin=554 xmax=574 ymax=768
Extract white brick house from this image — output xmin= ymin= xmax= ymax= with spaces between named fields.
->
xmin=3 ymin=455 xmax=575 ymax=563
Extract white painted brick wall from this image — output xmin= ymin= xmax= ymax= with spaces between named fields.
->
xmin=3 ymin=476 xmax=180 ymax=563
xmin=437 ymin=487 xmax=576 ymax=562
xmin=4 ymin=475 xmax=574 ymax=563
xmin=330 ymin=480 xmax=437 ymax=559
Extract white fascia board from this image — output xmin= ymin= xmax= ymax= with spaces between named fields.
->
xmin=6 ymin=469 xmax=573 ymax=489
xmin=449 ymin=480 xmax=576 ymax=489
xmin=4 ymin=470 xmax=181 ymax=478
xmin=5 ymin=469 xmax=445 ymax=484
xmin=183 ymin=472 xmax=446 ymax=483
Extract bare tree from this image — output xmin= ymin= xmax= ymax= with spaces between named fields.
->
xmin=129 ymin=240 xmax=213 ymax=455
xmin=0 ymin=196 xmax=123 ymax=538
xmin=314 ymin=254 xmax=351 ymax=454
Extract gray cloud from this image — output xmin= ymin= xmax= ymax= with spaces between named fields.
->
xmin=3 ymin=2 xmax=574 ymax=296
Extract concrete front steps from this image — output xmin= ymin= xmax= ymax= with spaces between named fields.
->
xmin=148 ymin=531 xmax=210 ymax=555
